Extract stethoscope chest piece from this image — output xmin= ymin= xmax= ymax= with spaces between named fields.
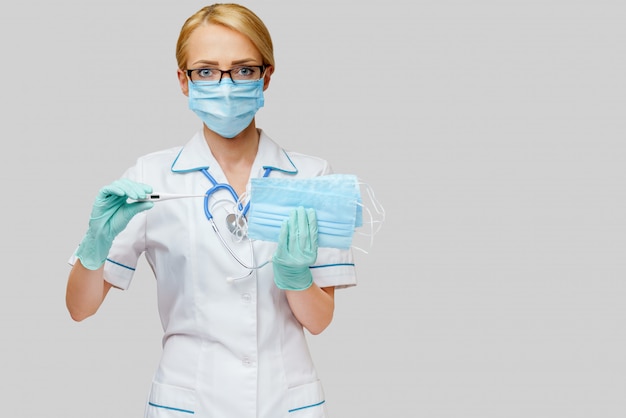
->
xmin=225 ymin=212 xmax=247 ymax=239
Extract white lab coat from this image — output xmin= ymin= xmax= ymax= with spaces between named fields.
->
xmin=69 ymin=130 xmax=356 ymax=417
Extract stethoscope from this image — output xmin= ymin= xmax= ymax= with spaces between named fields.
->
xmin=200 ymin=167 xmax=273 ymax=281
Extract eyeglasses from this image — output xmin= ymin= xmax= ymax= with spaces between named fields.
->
xmin=186 ymin=65 xmax=266 ymax=84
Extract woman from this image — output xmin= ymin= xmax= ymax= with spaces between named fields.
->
xmin=66 ymin=4 xmax=356 ymax=417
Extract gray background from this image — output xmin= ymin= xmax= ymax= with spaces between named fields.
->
xmin=1 ymin=0 xmax=625 ymax=416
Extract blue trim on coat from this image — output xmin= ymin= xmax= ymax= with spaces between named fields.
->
xmin=148 ymin=402 xmax=195 ymax=414
xmin=288 ymin=400 xmax=326 ymax=413
xmin=310 ymin=263 xmax=355 ymax=269
xmin=105 ymin=258 xmax=136 ymax=271
xmin=170 ymin=147 xmax=210 ymax=173
xmin=262 ymin=150 xmax=298 ymax=174
xmin=169 ymin=140 xmax=299 ymax=174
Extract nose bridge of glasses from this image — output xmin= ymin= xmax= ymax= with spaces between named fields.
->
xmin=219 ymin=69 xmax=233 ymax=82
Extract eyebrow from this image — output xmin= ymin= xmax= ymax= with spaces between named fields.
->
xmin=190 ymin=58 xmax=260 ymax=67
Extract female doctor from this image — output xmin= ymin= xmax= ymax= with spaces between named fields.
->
xmin=66 ymin=3 xmax=356 ymax=418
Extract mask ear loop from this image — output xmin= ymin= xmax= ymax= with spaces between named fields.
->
xmin=230 ymin=191 xmax=250 ymax=242
xmin=351 ymin=180 xmax=386 ymax=254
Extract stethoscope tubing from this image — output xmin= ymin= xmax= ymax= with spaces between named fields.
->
xmin=208 ymin=217 xmax=271 ymax=271
xmin=201 ymin=169 xmax=247 ymax=219
xmin=201 ymin=167 xmax=273 ymax=274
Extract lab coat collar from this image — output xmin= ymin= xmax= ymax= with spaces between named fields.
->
xmin=170 ymin=129 xmax=298 ymax=175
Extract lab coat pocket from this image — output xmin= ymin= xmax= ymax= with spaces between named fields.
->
xmin=287 ymin=380 xmax=327 ymax=417
xmin=145 ymin=381 xmax=196 ymax=417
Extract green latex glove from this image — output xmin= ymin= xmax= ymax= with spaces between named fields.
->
xmin=76 ymin=178 xmax=154 ymax=270
xmin=272 ymin=206 xmax=318 ymax=291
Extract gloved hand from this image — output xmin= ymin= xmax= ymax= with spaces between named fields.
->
xmin=272 ymin=206 xmax=318 ymax=291
xmin=75 ymin=178 xmax=154 ymax=270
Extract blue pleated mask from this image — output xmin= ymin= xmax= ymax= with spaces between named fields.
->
xmin=188 ymin=78 xmax=264 ymax=139
xmin=246 ymin=174 xmax=363 ymax=249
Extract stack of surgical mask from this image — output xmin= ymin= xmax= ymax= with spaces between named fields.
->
xmin=247 ymin=174 xmax=383 ymax=250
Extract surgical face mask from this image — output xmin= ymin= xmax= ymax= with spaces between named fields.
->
xmin=246 ymin=174 xmax=364 ymax=249
xmin=188 ymin=78 xmax=265 ymax=138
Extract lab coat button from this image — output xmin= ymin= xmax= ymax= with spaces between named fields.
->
xmin=241 ymin=293 xmax=251 ymax=303
xmin=242 ymin=356 xmax=252 ymax=367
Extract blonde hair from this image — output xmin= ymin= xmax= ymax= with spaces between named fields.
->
xmin=176 ymin=3 xmax=275 ymax=71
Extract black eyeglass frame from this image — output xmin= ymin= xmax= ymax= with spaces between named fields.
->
xmin=186 ymin=65 xmax=266 ymax=84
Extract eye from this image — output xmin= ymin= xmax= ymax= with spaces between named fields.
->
xmin=197 ymin=68 xmax=216 ymax=79
xmin=238 ymin=67 xmax=253 ymax=76
xmin=233 ymin=66 xmax=258 ymax=79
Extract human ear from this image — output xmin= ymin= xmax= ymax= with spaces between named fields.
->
xmin=177 ymin=69 xmax=189 ymax=96
xmin=262 ymin=66 xmax=274 ymax=91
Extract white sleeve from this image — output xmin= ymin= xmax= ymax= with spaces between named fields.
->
xmin=101 ymin=208 xmax=148 ymax=290
xmin=310 ymin=247 xmax=357 ymax=289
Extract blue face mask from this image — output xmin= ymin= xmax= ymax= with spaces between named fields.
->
xmin=246 ymin=174 xmax=363 ymax=249
xmin=188 ymin=78 xmax=265 ymax=138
